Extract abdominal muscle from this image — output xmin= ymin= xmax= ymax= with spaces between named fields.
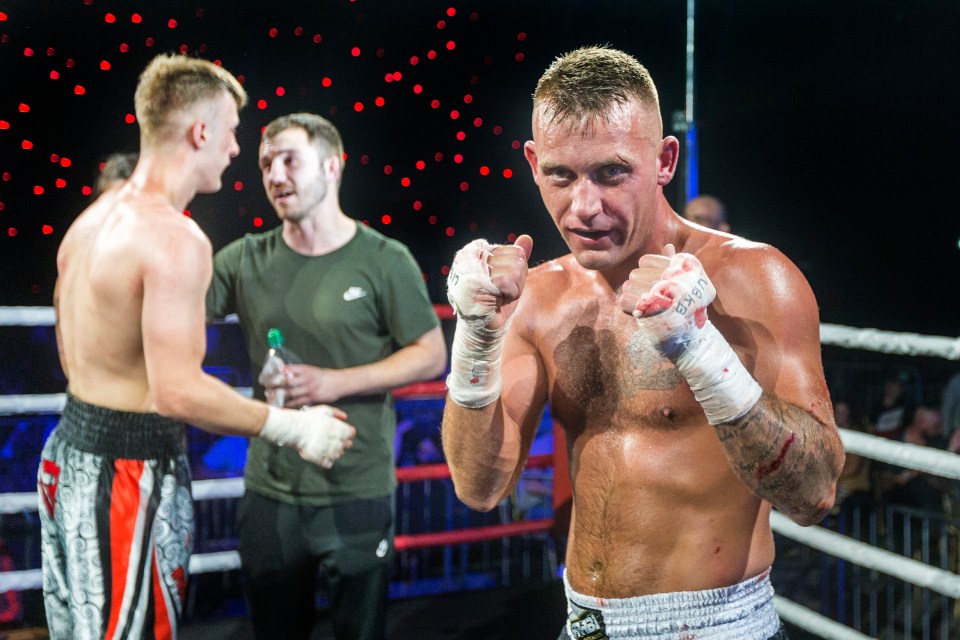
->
xmin=561 ymin=416 xmax=775 ymax=598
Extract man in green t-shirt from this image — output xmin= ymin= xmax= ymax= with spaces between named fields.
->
xmin=207 ymin=113 xmax=447 ymax=640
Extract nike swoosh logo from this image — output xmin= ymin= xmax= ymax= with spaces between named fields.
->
xmin=343 ymin=287 xmax=368 ymax=301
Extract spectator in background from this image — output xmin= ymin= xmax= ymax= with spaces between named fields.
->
xmin=877 ymin=406 xmax=949 ymax=517
xmin=92 ymin=152 xmax=138 ymax=197
xmin=869 ymin=369 xmax=917 ymax=440
xmin=682 ymin=194 xmax=730 ymax=232
xmin=940 ymin=372 xmax=960 ymax=440
xmin=833 ymin=400 xmax=872 ymax=512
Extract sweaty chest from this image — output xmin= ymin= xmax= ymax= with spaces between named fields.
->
xmin=539 ymin=302 xmax=702 ymax=432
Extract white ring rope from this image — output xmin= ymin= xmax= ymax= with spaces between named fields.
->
xmin=820 ymin=323 xmax=960 ymax=360
xmin=841 ymin=429 xmax=960 ymax=480
xmin=770 ymin=511 xmax=960 ymax=598
xmin=773 ymin=597 xmax=874 ymax=640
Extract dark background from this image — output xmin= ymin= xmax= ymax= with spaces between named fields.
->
xmin=1 ymin=0 xmax=958 ymax=336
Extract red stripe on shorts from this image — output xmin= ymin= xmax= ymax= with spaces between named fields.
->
xmin=105 ymin=459 xmax=145 ymax=639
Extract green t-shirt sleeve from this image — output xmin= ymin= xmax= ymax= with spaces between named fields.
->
xmin=206 ymin=238 xmax=243 ymax=320
xmin=379 ymin=243 xmax=440 ymax=347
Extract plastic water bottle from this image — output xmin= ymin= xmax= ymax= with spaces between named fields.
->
xmin=259 ymin=328 xmax=302 ymax=407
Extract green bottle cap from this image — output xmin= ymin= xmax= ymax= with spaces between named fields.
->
xmin=267 ymin=328 xmax=285 ymax=349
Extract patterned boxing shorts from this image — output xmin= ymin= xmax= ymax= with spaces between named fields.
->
xmin=37 ymin=394 xmax=194 ymax=640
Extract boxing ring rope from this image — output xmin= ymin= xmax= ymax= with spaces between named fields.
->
xmin=2 ymin=305 xmax=960 ymax=639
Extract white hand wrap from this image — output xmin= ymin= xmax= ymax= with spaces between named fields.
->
xmin=633 ymin=253 xmax=762 ymax=424
xmin=445 ymin=239 xmax=507 ymax=408
xmin=259 ymin=405 xmax=353 ymax=468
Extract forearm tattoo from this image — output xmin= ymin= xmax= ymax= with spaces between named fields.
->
xmin=715 ymin=393 xmax=840 ymax=519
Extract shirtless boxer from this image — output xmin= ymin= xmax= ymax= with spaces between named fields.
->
xmin=40 ymin=55 xmax=354 ymax=640
xmin=441 ymin=46 xmax=844 ymax=639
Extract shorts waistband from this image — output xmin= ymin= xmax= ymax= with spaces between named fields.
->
xmin=563 ymin=568 xmax=781 ymax=639
xmin=58 ymin=393 xmax=185 ymax=459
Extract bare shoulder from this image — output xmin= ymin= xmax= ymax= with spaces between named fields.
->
xmin=699 ymin=236 xmax=819 ymax=327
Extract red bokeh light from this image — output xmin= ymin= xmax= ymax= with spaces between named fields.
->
xmin=42 ymin=225 xmax=54 ymax=235
xmin=445 ymin=227 xmax=455 ymax=237
xmin=413 ymin=84 xmax=423 ymax=94
xmin=446 ymin=41 xmax=456 ymax=51
xmin=55 ymin=179 xmax=66 ymax=188
xmin=455 ymin=131 xmax=466 ymax=141
xmin=503 ymin=169 xmax=514 ymax=178
xmin=375 ymin=96 xmax=385 ymax=107
xmin=275 ymin=86 xmax=285 ymax=96
xmin=60 ymin=157 xmax=72 ymax=167
xmin=234 ymin=181 xmax=243 ymax=191
xmin=253 ymin=217 xmax=264 ymax=227
xmin=383 ymin=165 xmax=393 ymax=175
xmin=100 ymin=60 xmax=111 ymax=71
xmin=167 ymin=18 xmax=178 ymax=29
xmin=104 ymin=13 xmax=116 ymax=23
xmin=294 ymin=26 xmax=304 ymax=36
xmin=8 ymin=228 xmax=17 ymax=237
xmin=415 ymin=160 xmax=425 ymax=170
xmin=400 ymin=177 xmax=411 ymax=187
xmin=381 ymin=214 xmax=392 ymax=225
xmin=430 ymin=216 xmax=438 ymax=225
xmin=24 ymin=47 xmax=34 ymax=57
xmin=50 ymin=70 xmax=60 ymax=80
xmin=453 ymin=154 xmax=464 ymax=164
xmin=125 ymin=113 xmax=136 ymax=124
xmin=18 ymin=103 xmax=30 ymax=113
xmin=34 ymin=186 xmax=44 ymax=195
xmin=145 ymin=37 xmax=155 ymax=46
xmin=0 ymin=120 xmax=9 ymax=129
xmin=479 ymin=166 xmax=490 ymax=176
xmin=515 ymin=52 xmax=525 ymax=62
xmin=473 ymin=118 xmax=483 ymax=127
xmin=257 ymin=99 xmax=268 ymax=110
xmin=313 ymin=34 xmax=322 ymax=44
xmin=354 ymin=102 xmax=364 ymax=112
xmin=351 ymin=46 xmax=361 ymax=57
xmin=449 ymin=110 xmax=460 ymax=120
xmin=427 ymin=50 xmax=437 ymax=60
xmin=22 ymin=140 xmax=33 ymax=150
xmin=81 ymin=186 xmax=92 ymax=196
xmin=437 ymin=20 xmax=446 ymax=30
xmin=321 ymin=77 xmax=332 ymax=87
xmin=410 ymin=56 xmax=419 ymax=65
xmin=131 ymin=13 xmax=142 ymax=24
xmin=120 ymin=43 xmax=129 ymax=52
xmin=268 ymin=27 xmax=278 ymax=38
xmin=430 ymin=99 xmax=440 ymax=109
xmin=459 ymin=182 xmax=469 ymax=191
xmin=447 ymin=7 xmax=457 ymax=17
xmin=413 ymin=201 xmax=423 ymax=211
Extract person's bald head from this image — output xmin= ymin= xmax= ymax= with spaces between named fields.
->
xmin=683 ymin=195 xmax=729 ymax=232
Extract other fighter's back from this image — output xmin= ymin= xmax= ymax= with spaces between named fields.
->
xmin=56 ymin=187 xmax=209 ymax=412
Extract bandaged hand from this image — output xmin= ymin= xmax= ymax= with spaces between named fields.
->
xmin=445 ymin=236 xmax=531 ymax=408
xmin=620 ymin=248 xmax=762 ymax=424
xmin=259 ymin=405 xmax=355 ymax=468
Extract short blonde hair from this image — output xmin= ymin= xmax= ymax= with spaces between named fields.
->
xmin=134 ymin=54 xmax=247 ymax=146
xmin=533 ymin=46 xmax=661 ymax=134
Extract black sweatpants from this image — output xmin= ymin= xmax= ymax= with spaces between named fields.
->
xmin=238 ymin=490 xmax=394 ymax=640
